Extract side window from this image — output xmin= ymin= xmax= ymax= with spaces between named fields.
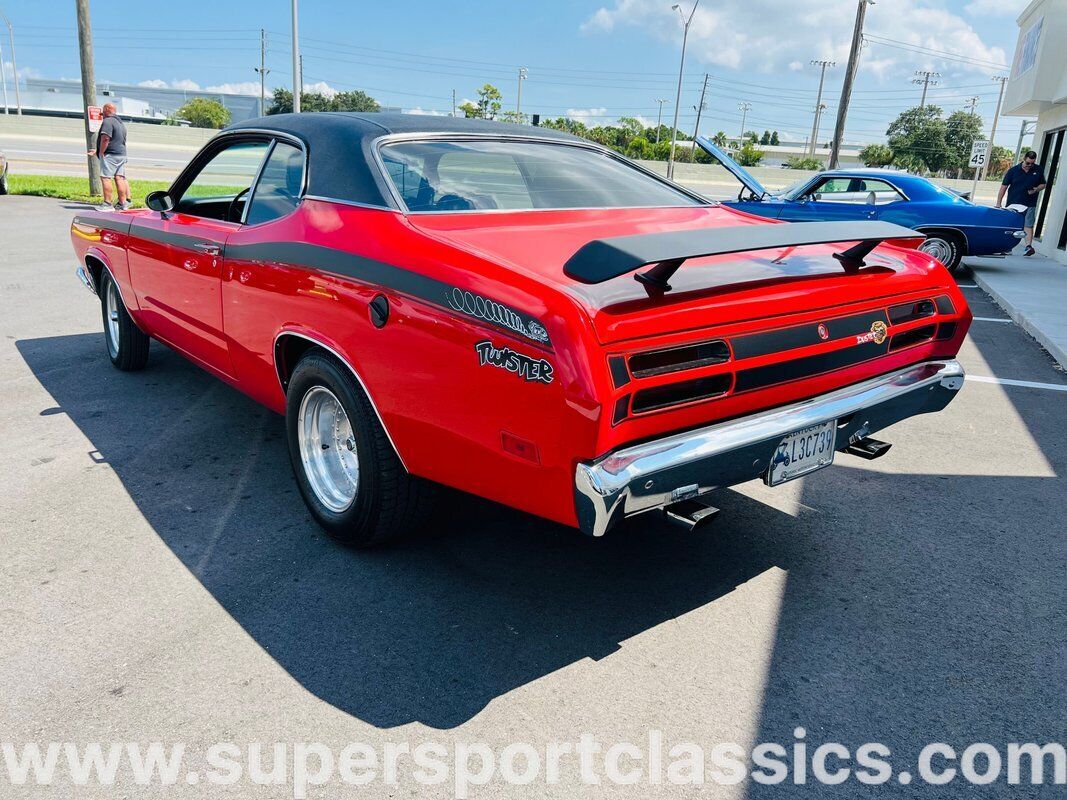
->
xmin=810 ymin=177 xmax=903 ymax=204
xmin=174 ymin=140 xmax=271 ymax=222
xmin=245 ymin=142 xmax=305 ymax=225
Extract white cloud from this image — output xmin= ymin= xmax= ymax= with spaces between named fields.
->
xmin=788 ymin=60 xmax=804 ymax=72
xmin=566 ymin=106 xmax=609 ymax=122
xmin=136 ymin=79 xmax=169 ymax=89
xmin=407 ymin=106 xmax=446 ymax=116
xmin=169 ymin=79 xmax=201 ymax=91
xmin=302 ymin=80 xmax=337 ymax=97
xmin=204 ymin=81 xmax=260 ymax=96
xmin=965 ymin=0 xmax=1026 ymax=16
xmin=3 ymin=61 xmax=41 ymax=81
xmin=580 ymin=0 xmax=1008 ymax=78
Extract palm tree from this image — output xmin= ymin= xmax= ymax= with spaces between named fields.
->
xmin=712 ymin=130 xmax=728 ymax=148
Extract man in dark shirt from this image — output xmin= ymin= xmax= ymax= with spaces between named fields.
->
xmin=86 ymin=103 xmax=131 ymax=210
xmin=997 ymin=150 xmax=1047 ymax=256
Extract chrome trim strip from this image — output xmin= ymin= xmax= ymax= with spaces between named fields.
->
xmin=75 ymin=265 xmax=97 ymax=295
xmin=576 ymin=359 xmax=965 ymax=536
xmin=272 ymin=331 xmax=409 ymax=472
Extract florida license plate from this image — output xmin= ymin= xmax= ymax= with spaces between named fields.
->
xmin=766 ymin=420 xmax=837 ymax=486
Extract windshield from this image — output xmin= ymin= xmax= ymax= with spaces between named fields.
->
xmin=379 ymin=139 xmax=704 ymax=212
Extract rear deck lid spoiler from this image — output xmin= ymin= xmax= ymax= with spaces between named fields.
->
xmin=563 ymin=220 xmax=922 ymax=290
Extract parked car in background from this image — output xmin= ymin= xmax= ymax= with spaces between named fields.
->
xmin=70 ymin=114 xmax=970 ymax=546
xmin=698 ymin=138 xmax=1025 ymax=271
xmin=0 ymin=151 xmax=9 ymax=195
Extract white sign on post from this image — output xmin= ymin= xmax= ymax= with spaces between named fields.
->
xmin=87 ymin=105 xmax=103 ymax=134
xmin=969 ymin=139 xmax=990 ymax=169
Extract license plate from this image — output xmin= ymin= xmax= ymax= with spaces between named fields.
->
xmin=766 ymin=420 xmax=837 ymax=486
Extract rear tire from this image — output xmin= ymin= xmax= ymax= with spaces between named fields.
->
xmin=0 ymin=169 xmax=8 ymax=195
xmin=286 ymin=350 xmax=436 ymax=548
xmin=99 ymin=269 xmax=150 ymax=371
xmin=918 ymin=231 xmax=964 ymax=272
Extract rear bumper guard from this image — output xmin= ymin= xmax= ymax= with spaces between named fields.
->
xmin=575 ymin=359 xmax=965 ymax=536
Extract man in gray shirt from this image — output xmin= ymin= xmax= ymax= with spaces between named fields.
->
xmin=87 ymin=103 xmax=130 ymax=210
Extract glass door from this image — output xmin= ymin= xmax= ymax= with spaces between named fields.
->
xmin=1035 ymin=128 xmax=1062 ymax=240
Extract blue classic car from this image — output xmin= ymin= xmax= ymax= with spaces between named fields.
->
xmin=697 ymin=138 xmax=1025 ymax=271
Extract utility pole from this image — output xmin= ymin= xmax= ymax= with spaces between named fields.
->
xmin=516 ymin=66 xmax=527 ymax=118
xmin=737 ymin=101 xmax=751 ymax=146
xmin=964 ymin=95 xmax=979 ymax=116
xmin=808 ymin=60 xmax=835 ymax=157
xmin=0 ymin=35 xmax=8 ymax=114
xmin=912 ymin=70 xmax=940 ymax=109
xmin=74 ymin=0 xmax=100 ymax=195
xmin=254 ymin=28 xmax=269 ymax=117
xmin=1014 ymin=119 xmax=1036 ymax=162
xmin=451 ymin=88 xmax=456 ymax=117
xmin=653 ymin=98 xmax=668 ymax=143
xmin=667 ymin=0 xmax=699 ymax=180
xmin=0 ymin=11 xmax=20 ymax=114
xmin=977 ymin=75 xmax=1008 ymax=184
xmin=829 ymin=0 xmax=874 ymax=169
xmin=691 ymin=73 xmax=709 ymax=147
xmin=290 ymin=0 xmax=300 ymax=113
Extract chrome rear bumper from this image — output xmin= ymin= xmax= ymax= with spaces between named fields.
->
xmin=575 ymin=359 xmax=965 ymax=536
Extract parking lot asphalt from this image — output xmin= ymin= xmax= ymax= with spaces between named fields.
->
xmin=1 ymin=195 xmax=1064 ymax=798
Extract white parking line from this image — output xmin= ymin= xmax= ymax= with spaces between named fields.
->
xmin=973 ymin=316 xmax=1014 ymax=323
xmin=969 ymin=375 xmax=1067 ymax=392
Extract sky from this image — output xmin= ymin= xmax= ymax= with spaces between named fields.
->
xmin=0 ymin=0 xmax=1033 ymax=147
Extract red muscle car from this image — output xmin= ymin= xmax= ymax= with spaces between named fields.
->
xmin=71 ymin=114 xmax=970 ymax=546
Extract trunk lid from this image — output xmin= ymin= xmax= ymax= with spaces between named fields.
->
xmin=407 ymin=205 xmax=940 ymax=344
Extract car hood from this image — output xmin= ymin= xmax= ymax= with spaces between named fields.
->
xmin=695 ymin=137 xmax=768 ymax=199
xmin=407 ymin=206 xmax=944 ymax=344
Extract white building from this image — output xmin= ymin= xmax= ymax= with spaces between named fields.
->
xmin=1003 ymin=0 xmax=1067 ymax=263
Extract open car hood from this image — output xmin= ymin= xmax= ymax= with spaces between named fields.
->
xmin=695 ymin=136 xmax=768 ymax=199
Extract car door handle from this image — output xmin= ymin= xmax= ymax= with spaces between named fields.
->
xmin=192 ymin=242 xmax=221 ymax=255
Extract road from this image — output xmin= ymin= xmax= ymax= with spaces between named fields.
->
xmin=1 ymin=196 xmax=1064 ymax=798
xmin=0 ymin=131 xmax=198 ymax=180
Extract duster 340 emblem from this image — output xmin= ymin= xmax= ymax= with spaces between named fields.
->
xmin=475 ymin=341 xmax=554 ymax=384
xmin=855 ymin=320 xmax=888 ymax=345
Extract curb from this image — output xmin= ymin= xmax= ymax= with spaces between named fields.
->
xmin=970 ymin=269 xmax=1067 ymax=370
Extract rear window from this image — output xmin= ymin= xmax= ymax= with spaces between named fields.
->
xmin=379 ymin=139 xmax=702 ymax=212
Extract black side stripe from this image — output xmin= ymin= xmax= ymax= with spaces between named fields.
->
xmin=73 ymin=216 xmax=132 ymax=234
xmin=130 ymin=224 xmax=218 ymax=251
xmin=225 ymin=241 xmax=553 ymax=350
xmin=731 ymin=309 xmax=889 ymax=360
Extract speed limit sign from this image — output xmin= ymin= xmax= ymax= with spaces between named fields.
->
xmin=969 ymin=139 xmax=990 ymax=169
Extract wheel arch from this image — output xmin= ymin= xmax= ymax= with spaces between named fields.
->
xmin=273 ymin=330 xmax=408 ymax=471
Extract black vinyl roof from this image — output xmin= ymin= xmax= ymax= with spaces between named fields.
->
xmin=226 ymin=112 xmax=583 ymax=209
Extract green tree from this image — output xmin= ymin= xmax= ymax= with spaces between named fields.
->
xmin=267 ymin=87 xmax=379 ymax=115
xmin=783 ymin=155 xmax=822 ymax=170
xmin=760 ymin=130 xmax=771 ymax=145
xmin=736 ymin=142 xmax=764 ymax=166
xmin=886 ymin=105 xmax=953 ymax=173
xmin=944 ymin=109 xmax=983 ymax=173
xmin=988 ymin=145 xmax=1014 ymax=178
xmin=770 ymin=131 xmax=780 ymax=145
xmin=461 ymin=83 xmax=503 ymax=120
xmin=539 ymin=117 xmax=588 ymax=136
xmin=499 ymin=110 xmax=529 ymax=124
xmin=711 ymin=130 xmax=728 ymax=147
xmin=174 ymin=97 xmax=231 ymax=129
xmin=331 ymin=90 xmax=380 ymax=112
xmin=626 ymin=136 xmax=652 ymax=160
xmin=745 ymin=130 xmax=759 ymax=144
xmin=859 ymin=143 xmax=894 ymax=167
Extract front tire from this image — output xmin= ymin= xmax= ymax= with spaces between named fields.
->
xmin=918 ymin=231 xmax=963 ymax=272
xmin=286 ymin=350 xmax=436 ymax=547
xmin=99 ymin=269 xmax=149 ymax=371
xmin=0 ymin=169 xmax=9 ymax=195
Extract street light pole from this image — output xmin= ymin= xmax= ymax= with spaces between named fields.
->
xmin=829 ymin=0 xmax=874 ymax=169
xmin=737 ymin=101 xmax=751 ymax=146
xmin=808 ymin=60 xmax=835 ymax=157
xmin=667 ymin=0 xmax=699 ymax=180
xmin=0 ymin=11 xmax=20 ymax=115
xmin=516 ymin=67 xmax=527 ymax=118
xmin=291 ymin=0 xmax=300 ymax=113
xmin=1014 ymin=119 xmax=1036 ymax=162
xmin=254 ymin=28 xmax=270 ymax=117
xmin=654 ymin=98 xmax=668 ymax=144
xmin=691 ymin=73 xmax=709 ymax=147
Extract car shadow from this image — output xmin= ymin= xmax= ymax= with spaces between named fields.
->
xmin=17 ymin=332 xmax=787 ymax=730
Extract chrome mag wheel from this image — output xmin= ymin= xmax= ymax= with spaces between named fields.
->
xmin=919 ymin=236 xmax=953 ymax=265
xmin=105 ymin=279 xmax=121 ymax=358
xmin=298 ymin=386 xmax=360 ymax=513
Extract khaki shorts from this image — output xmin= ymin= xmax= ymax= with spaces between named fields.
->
xmin=101 ymin=154 xmax=127 ymax=178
